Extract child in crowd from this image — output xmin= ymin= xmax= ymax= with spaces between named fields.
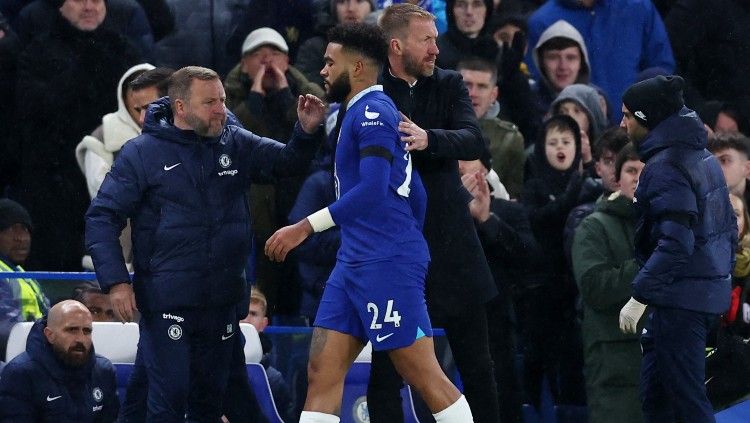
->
xmin=521 ymin=114 xmax=597 ymax=406
xmin=550 ymin=83 xmax=610 ymax=169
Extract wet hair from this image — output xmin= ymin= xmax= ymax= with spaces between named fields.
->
xmin=130 ymin=67 xmax=175 ymax=97
xmin=456 ymin=57 xmax=497 ymax=85
xmin=71 ymin=284 xmax=103 ymax=303
xmin=593 ymin=127 xmax=629 ymax=161
xmin=121 ymin=69 xmax=148 ymax=106
xmin=327 ymin=22 xmax=389 ymax=68
xmin=380 ymin=3 xmax=435 ymax=40
xmin=167 ymin=66 xmax=220 ymax=108
xmin=707 ymin=132 xmax=750 ymax=158
xmin=614 ymin=143 xmax=640 ymax=182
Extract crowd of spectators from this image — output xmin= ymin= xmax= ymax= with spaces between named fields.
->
xmin=2 ymin=0 xmax=750 ymax=421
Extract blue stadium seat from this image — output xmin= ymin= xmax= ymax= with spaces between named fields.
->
xmin=115 ymin=363 xmax=134 ymax=405
xmin=246 ymin=363 xmax=285 ymax=423
xmin=716 ymin=399 xmax=750 ymax=422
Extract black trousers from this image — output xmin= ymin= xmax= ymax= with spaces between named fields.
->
xmin=367 ymin=304 xmax=500 ymax=423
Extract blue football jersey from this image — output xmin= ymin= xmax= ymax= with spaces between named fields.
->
xmin=329 ymin=86 xmax=429 ymax=264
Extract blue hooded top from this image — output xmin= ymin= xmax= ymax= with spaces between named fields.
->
xmin=632 ymin=107 xmax=735 ymax=313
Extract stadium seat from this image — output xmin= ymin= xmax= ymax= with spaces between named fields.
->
xmin=5 ymin=321 xmax=140 ymax=363
xmin=247 ymin=363 xmax=285 ymax=423
xmin=5 ymin=321 xmax=32 ymax=362
xmin=90 ymin=322 xmax=139 ymax=363
xmin=240 ymin=322 xmax=262 ymax=363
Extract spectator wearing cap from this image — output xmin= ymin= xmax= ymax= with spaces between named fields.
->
xmin=225 ymin=27 xmax=324 ymax=142
xmin=0 ymin=198 xmax=49 ymax=322
xmin=619 ymin=75 xmax=735 ymax=422
xmin=225 ymin=27 xmax=325 ymax=312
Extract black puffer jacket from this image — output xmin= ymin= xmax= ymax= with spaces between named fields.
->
xmin=14 ymin=12 xmax=139 ymax=271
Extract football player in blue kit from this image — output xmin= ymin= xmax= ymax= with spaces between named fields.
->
xmin=265 ymin=22 xmax=475 ymax=423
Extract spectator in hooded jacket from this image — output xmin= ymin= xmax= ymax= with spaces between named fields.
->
xmin=0 ymin=300 xmax=119 ymax=422
xmin=521 ymin=114 xmax=597 ymax=406
xmin=550 ymin=83 xmax=609 ymax=168
xmin=530 ymin=19 xmax=590 ymax=117
xmin=618 ymin=75 xmax=734 ymax=422
xmin=572 ymin=143 xmax=644 ymax=423
xmin=75 ymin=65 xmax=174 ymax=273
xmin=13 ymin=0 xmax=139 ymax=271
xmin=436 ymin=0 xmax=497 ymax=71
xmin=85 ymin=66 xmax=325 ymax=421
xmin=527 ymin=0 xmax=675 ymax=122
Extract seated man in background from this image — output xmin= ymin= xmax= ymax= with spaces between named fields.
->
xmin=241 ymin=287 xmax=294 ymax=422
xmin=0 ymin=198 xmax=49 ymax=322
xmin=72 ymin=284 xmax=116 ymax=323
xmin=0 ymin=300 xmax=119 ymax=421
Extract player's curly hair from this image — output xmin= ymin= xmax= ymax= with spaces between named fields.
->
xmin=327 ymin=23 xmax=389 ymax=69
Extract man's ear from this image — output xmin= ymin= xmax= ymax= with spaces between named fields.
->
xmin=744 ymin=158 xmax=750 ymax=179
xmin=490 ymin=85 xmax=498 ymax=103
xmin=43 ymin=326 xmax=54 ymax=344
xmin=173 ymin=98 xmax=185 ymax=116
xmin=353 ymin=59 xmax=365 ymax=78
xmin=390 ymin=38 xmax=402 ymax=56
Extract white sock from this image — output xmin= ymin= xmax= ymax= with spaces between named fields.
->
xmin=432 ymin=395 xmax=474 ymax=423
xmin=299 ymin=411 xmax=340 ymax=422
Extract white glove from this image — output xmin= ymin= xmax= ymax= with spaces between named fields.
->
xmin=743 ymin=303 xmax=750 ymax=324
xmin=619 ymin=297 xmax=647 ymax=334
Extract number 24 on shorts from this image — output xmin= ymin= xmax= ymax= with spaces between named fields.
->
xmin=367 ymin=300 xmax=401 ymax=329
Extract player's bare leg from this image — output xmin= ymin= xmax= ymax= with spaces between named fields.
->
xmin=299 ymin=327 xmax=364 ymax=422
xmin=389 ymin=336 xmax=474 ymax=422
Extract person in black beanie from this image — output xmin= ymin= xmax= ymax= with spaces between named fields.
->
xmin=619 ymin=75 xmax=736 ymax=422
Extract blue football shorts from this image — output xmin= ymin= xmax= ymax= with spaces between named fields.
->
xmin=314 ymin=260 xmax=433 ymax=351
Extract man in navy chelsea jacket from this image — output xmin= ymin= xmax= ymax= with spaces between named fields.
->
xmin=618 ymin=75 xmax=734 ymax=422
xmin=0 ymin=300 xmax=119 ymax=422
xmin=85 ymin=66 xmax=325 ymax=421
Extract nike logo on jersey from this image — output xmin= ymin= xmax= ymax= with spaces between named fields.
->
xmin=221 ymin=332 xmax=235 ymax=341
xmin=365 ymin=105 xmax=380 ymax=120
xmin=47 ymin=395 xmax=62 ymax=402
xmin=164 ymin=163 xmax=181 ymax=171
xmin=376 ymin=333 xmax=394 ymax=342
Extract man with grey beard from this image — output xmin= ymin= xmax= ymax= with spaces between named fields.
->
xmin=369 ymin=4 xmax=501 ymax=422
xmin=0 ymin=300 xmax=120 ymax=422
